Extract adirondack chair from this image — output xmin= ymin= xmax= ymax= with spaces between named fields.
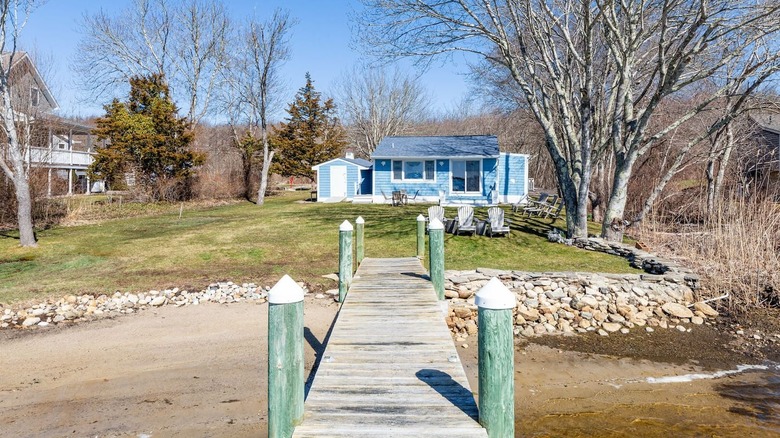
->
xmin=455 ymin=206 xmax=477 ymax=235
xmin=519 ymin=192 xmax=549 ymax=214
xmin=524 ymin=193 xmax=557 ymax=217
xmin=542 ymin=201 xmax=565 ymax=220
xmin=487 ymin=207 xmax=511 ymax=237
xmin=427 ymin=205 xmax=447 ymax=232
xmin=510 ymin=194 xmax=529 ymax=212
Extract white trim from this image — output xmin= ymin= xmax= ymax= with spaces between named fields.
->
xmin=315 ymin=168 xmax=321 ymax=202
xmin=390 ymin=159 xmax=437 ymax=183
xmin=312 ymin=157 xmax=370 ymax=170
xmin=449 ymin=159 xmax=483 ymax=195
xmin=373 ymin=155 xmax=496 ymax=160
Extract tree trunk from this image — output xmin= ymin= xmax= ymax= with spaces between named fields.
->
xmin=602 ymin=154 xmax=635 ymax=241
xmin=14 ymin=173 xmax=37 ymax=247
xmin=242 ymin=150 xmax=253 ymax=201
xmin=257 ymin=139 xmax=274 ymax=206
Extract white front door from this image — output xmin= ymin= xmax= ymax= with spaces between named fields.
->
xmin=330 ymin=166 xmax=347 ymax=198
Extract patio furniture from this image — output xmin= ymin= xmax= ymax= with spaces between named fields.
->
xmin=510 ymin=194 xmax=529 ymax=212
xmin=392 ymin=190 xmax=408 ymax=206
xmin=427 ymin=206 xmax=446 ymax=231
xmin=487 ymin=207 xmax=511 ymax=237
xmin=455 ymin=206 xmax=477 ymax=235
xmin=519 ymin=192 xmax=549 ymax=214
xmin=542 ymin=201 xmax=565 ymax=220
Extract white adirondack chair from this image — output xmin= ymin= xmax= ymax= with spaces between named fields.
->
xmin=487 ymin=207 xmax=511 ymax=237
xmin=455 ymin=206 xmax=477 ymax=235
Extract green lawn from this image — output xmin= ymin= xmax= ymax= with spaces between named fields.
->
xmin=0 ymin=192 xmax=638 ymax=304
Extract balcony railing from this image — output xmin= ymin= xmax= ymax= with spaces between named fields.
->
xmin=27 ymin=147 xmax=95 ymax=168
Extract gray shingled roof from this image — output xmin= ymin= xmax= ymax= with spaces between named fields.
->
xmin=372 ymin=135 xmax=499 ymax=158
xmin=752 ymin=112 xmax=780 ymax=133
xmin=343 ymin=157 xmax=373 ymax=168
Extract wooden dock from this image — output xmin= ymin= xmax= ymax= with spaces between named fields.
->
xmin=292 ymin=257 xmax=488 ymax=437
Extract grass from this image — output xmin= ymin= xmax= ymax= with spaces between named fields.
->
xmin=0 ymin=192 xmax=639 ymax=305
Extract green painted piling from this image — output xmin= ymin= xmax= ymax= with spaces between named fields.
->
xmin=475 ymin=278 xmax=516 ymax=437
xmin=338 ymin=220 xmax=353 ymax=303
xmin=416 ymin=214 xmax=425 ymax=259
xmin=428 ymin=218 xmax=445 ymax=300
xmin=356 ymin=216 xmax=365 ymax=265
xmin=268 ymin=275 xmax=305 ymax=438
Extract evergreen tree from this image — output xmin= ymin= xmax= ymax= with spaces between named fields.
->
xmin=273 ymin=73 xmax=347 ymax=179
xmin=90 ymin=74 xmax=205 ymax=200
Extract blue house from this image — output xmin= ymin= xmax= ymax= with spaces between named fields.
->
xmin=312 ymin=135 xmax=528 ymax=205
xmin=312 ymin=153 xmax=373 ymax=202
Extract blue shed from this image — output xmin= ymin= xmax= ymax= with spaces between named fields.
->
xmin=312 ymin=154 xmax=373 ymax=202
xmin=370 ymin=135 xmax=528 ymax=205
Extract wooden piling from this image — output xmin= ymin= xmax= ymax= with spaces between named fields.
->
xmin=339 ymin=220 xmax=353 ymax=303
xmin=475 ymin=277 xmax=516 ymax=437
xmin=428 ymin=218 xmax=445 ymax=300
xmin=268 ymin=275 xmax=305 ymax=438
xmin=416 ymin=214 xmax=425 ymax=259
xmin=356 ymin=216 xmax=365 ymax=265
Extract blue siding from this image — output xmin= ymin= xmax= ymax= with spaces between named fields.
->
xmin=315 ymin=158 xmax=370 ymax=200
xmin=373 ymin=159 xmax=450 ymax=198
xmin=498 ymin=153 xmax=527 ymax=197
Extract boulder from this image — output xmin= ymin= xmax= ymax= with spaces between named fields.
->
xmin=661 ymin=303 xmax=693 ymax=318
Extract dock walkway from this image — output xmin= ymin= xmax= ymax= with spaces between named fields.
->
xmin=292 ymin=257 xmax=487 ymax=437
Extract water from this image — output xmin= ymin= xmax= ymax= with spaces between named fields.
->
xmin=517 ymin=364 xmax=780 ymax=437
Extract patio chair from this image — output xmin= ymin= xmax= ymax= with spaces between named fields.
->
xmin=487 ymin=207 xmax=511 ymax=237
xmin=455 ymin=206 xmax=477 ymax=235
xmin=510 ymin=194 xmax=529 ymax=212
xmin=427 ymin=205 xmax=447 ymax=232
xmin=380 ymin=190 xmax=393 ymax=204
xmin=519 ymin=192 xmax=549 ymax=214
xmin=407 ymin=190 xmax=420 ymax=204
xmin=542 ymin=201 xmax=565 ymax=220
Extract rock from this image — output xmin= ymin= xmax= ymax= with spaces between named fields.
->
xmin=444 ymin=290 xmax=459 ymax=299
xmin=662 ymin=303 xmax=693 ymax=318
xmin=691 ymin=316 xmax=704 ymax=325
xmin=150 ymin=296 xmax=166 ymax=306
xmin=453 ymin=307 xmax=472 ymax=319
xmin=645 ymin=327 xmax=654 ymax=333
xmin=676 ymin=325 xmax=687 ymax=332
xmin=598 ymin=329 xmax=609 ymax=336
xmin=465 ymin=321 xmax=478 ymax=335
xmin=693 ymin=302 xmax=719 ymax=317
xmin=38 ymin=321 xmax=49 ymax=327
xmin=22 ymin=317 xmax=41 ymax=327
xmin=315 ymin=293 xmax=325 ymax=299
xmin=602 ymin=322 xmax=622 ymax=333
xmin=518 ymin=308 xmax=540 ymax=322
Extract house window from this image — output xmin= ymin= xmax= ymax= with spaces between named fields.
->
xmin=58 ymin=142 xmax=66 ymax=150
xmin=452 ymin=160 xmax=481 ymax=193
xmin=30 ymin=86 xmax=40 ymax=107
xmin=392 ymin=160 xmax=435 ymax=181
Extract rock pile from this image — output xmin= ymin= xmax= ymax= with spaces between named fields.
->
xmin=0 ymin=282 xmax=286 ymax=329
xmin=571 ymin=237 xmax=698 ymax=283
xmin=444 ymin=268 xmax=719 ymax=339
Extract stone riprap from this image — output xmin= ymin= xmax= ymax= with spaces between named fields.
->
xmin=0 ymin=282 xmax=307 ymax=330
xmin=445 ymin=268 xmax=719 ymax=339
xmin=572 ymin=237 xmax=699 ymax=284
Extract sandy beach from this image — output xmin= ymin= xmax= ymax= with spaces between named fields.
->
xmin=1 ymin=299 xmax=778 ymax=437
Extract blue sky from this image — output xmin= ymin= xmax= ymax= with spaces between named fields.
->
xmin=18 ymin=0 xmax=475 ymax=120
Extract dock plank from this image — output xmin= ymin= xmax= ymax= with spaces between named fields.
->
xmin=292 ymin=257 xmax=487 ymax=437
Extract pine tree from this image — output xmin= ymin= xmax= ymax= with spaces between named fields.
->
xmin=273 ymin=73 xmax=347 ymax=179
xmin=90 ymin=74 xmax=205 ymax=200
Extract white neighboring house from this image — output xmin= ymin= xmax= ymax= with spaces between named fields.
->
xmin=2 ymin=52 xmax=101 ymax=196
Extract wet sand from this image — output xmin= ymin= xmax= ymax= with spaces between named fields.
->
xmin=2 ymin=300 xmax=779 ymax=437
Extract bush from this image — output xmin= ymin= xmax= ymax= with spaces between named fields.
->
xmin=640 ymin=196 xmax=780 ymax=312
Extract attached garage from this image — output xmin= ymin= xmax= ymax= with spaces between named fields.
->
xmin=311 ymin=154 xmax=373 ymax=202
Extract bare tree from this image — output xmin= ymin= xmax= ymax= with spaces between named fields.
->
xmin=335 ymin=65 xmax=428 ymax=158
xmin=0 ymin=0 xmax=44 ymax=247
xmin=221 ymin=9 xmax=295 ymax=205
xmin=76 ymin=0 xmax=229 ymax=124
xmin=358 ymin=0 xmax=780 ymax=240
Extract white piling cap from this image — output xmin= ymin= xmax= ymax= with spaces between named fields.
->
xmin=475 ymin=277 xmax=516 ymax=310
xmin=268 ymin=274 xmax=305 ymax=304
xmin=340 ymin=220 xmax=353 ymax=231
xmin=356 ymin=216 xmax=365 ymax=224
xmin=417 ymin=214 xmax=426 ymax=222
xmin=429 ymin=218 xmax=444 ymax=230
